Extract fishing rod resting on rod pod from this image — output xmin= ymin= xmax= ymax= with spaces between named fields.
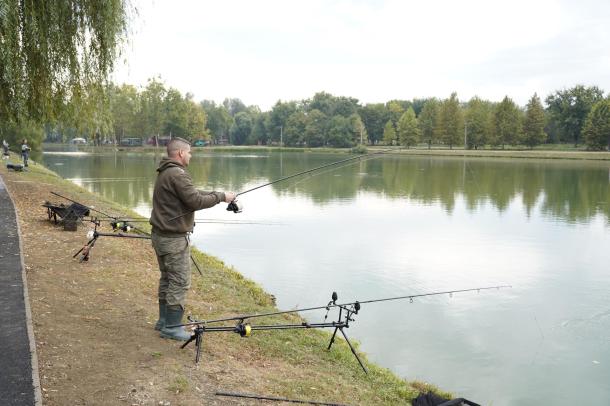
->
xmin=51 ymin=191 xmax=205 ymax=275
xmin=169 ymin=146 xmax=403 ymax=220
xmin=170 ymin=285 xmax=511 ymax=372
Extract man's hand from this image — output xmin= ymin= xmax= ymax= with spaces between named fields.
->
xmin=224 ymin=192 xmax=236 ymax=203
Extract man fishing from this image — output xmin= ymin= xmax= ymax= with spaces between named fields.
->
xmin=150 ymin=137 xmax=235 ymax=341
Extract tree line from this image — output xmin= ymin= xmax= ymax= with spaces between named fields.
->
xmin=5 ymin=81 xmax=610 ymax=152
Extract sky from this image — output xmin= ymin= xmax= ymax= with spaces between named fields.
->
xmin=112 ymin=0 xmax=610 ymax=111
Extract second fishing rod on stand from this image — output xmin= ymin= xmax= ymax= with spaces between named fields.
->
xmin=52 ymin=191 xmax=205 ymax=276
xmin=170 ymin=285 xmax=511 ymax=372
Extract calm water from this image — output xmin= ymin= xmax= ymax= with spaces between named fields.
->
xmin=43 ymin=148 xmax=610 ymax=405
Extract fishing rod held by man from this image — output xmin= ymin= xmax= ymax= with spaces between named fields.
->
xmin=171 ymin=146 xmax=402 ymax=219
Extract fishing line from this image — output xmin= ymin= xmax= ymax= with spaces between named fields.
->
xmin=235 ymin=147 xmax=400 ymax=197
xmin=170 ymin=147 xmax=403 ymax=220
xmin=284 ymin=152 xmax=383 ymax=190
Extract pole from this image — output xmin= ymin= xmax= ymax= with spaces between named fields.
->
xmin=464 ymin=122 xmax=467 ymax=149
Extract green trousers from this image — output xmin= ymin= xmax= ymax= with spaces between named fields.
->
xmin=151 ymin=232 xmax=191 ymax=308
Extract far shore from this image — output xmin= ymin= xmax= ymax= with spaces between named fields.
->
xmin=44 ymin=142 xmax=610 ymax=161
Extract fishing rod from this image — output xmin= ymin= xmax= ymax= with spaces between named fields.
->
xmin=71 ymin=218 xmax=204 ymax=276
xmin=170 ymin=147 xmax=402 ymax=220
xmin=215 ymin=391 xmax=349 ymax=406
xmin=73 ymin=218 xmax=152 ymax=262
xmin=238 ymin=147 xmax=400 ymax=197
xmin=87 ymin=217 xmax=283 ymax=226
xmin=52 ymin=190 xmax=207 ymax=275
xmin=172 ymin=286 xmax=511 ymax=371
xmin=180 ymin=285 xmax=511 ymax=325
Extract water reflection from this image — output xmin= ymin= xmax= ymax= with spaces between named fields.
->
xmin=44 ymin=150 xmax=610 ymax=225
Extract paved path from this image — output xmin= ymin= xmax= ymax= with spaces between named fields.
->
xmin=0 ymin=174 xmax=41 ymax=405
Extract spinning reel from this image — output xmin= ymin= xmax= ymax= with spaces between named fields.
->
xmin=226 ymin=200 xmax=243 ymax=213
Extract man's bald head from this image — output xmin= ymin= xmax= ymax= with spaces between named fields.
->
xmin=167 ymin=137 xmax=191 ymax=158
xmin=167 ymin=137 xmax=192 ymax=166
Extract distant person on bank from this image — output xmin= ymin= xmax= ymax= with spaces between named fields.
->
xmin=2 ymin=139 xmax=9 ymax=159
xmin=21 ymin=139 xmax=31 ymax=167
xmin=149 ymin=137 xmax=235 ymax=341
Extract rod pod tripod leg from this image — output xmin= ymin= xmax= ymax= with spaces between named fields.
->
xmin=326 ymin=306 xmax=368 ymax=374
xmin=181 ymin=326 xmax=204 ymax=364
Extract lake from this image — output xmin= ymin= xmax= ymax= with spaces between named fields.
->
xmin=43 ymin=147 xmax=610 ymax=405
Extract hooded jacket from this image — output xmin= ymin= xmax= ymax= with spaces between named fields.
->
xmin=149 ymin=157 xmax=225 ymax=235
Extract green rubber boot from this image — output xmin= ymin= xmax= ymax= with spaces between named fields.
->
xmin=154 ymin=300 xmax=167 ymax=331
xmin=160 ymin=305 xmax=191 ymax=341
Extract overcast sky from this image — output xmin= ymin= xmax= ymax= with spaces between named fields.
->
xmin=112 ymin=0 xmax=610 ymax=110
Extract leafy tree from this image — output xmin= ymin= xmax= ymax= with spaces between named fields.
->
xmin=139 ymin=77 xmax=167 ymax=137
xmin=164 ymin=88 xmax=189 ymax=137
xmin=350 ymin=114 xmax=368 ymax=145
xmin=464 ymin=97 xmax=493 ymax=149
xmin=333 ymin=96 xmax=360 ymax=117
xmin=418 ymin=99 xmax=439 ymax=149
xmin=269 ymin=101 xmax=299 ymax=143
xmin=201 ymin=100 xmax=233 ymax=143
xmin=327 ymin=115 xmax=354 ymax=148
xmin=303 ymin=109 xmax=328 ymax=147
xmin=411 ymin=98 xmax=428 ymax=116
xmin=359 ymin=103 xmax=389 ymax=144
xmin=386 ymin=101 xmax=405 ymax=128
xmin=438 ymin=92 xmax=463 ymax=149
xmin=383 ymin=120 xmax=397 ymax=145
xmin=184 ymin=95 xmax=207 ymax=140
xmin=397 ymin=107 xmax=420 ymax=148
xmin=0 ymin=0 xmax=130 ymax=123
xmin=545 ymin=85 xmax=605 ymax=146
xmin=109 ymin=84 xmax=139 ymax=142
xmin=229 ymin=112 xmax=253 ymax=145
xmin=583 ymin=99 xmax=610 ymax=150
xmin=223 ymin=98 xmax=247 ymax=117
xmin=307 ymin=92 xmax=359 ymax=118
xmin=492 ymin=96 xmax=522 ymax=148
xmin=522 ymin=93 xmax=547 ymax=149
xmin=250 ymin=112 xmax=269 ymax=145
xmin=284 ymin=111 xmax=307 ymax=146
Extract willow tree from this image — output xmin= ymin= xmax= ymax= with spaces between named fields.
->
xmin=0 ymin=0 xmax=131 ymax=124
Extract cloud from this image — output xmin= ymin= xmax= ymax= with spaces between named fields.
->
xmin=113 ymin=0 xmax=610 ymax=109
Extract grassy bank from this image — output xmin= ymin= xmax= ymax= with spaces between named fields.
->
xmin=1 ymin=154 xmax=449 ymax=405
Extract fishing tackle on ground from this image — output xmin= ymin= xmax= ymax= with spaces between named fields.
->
xmin=73 ymin=219 xmax=152 ymax=263
xmin=42 ymin=200 xmax=91 ymax=231
xmin=73 ymin=218 xmax=204 ymax=276
xmin=171 ymin=286 xmax=511 ymax=371
xmin=215 ymin=391 xmax=349 ymax=405
xmin=50 ymin=192 xmax=206 ymax=271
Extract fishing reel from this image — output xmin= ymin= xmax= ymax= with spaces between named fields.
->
xmin=226 ymin=200 xmax=243 ymax=213
xmin=235 ymin=323 xmax=252 ymax=337
xmin=110 ymin=220 xmax=132 ymax=232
